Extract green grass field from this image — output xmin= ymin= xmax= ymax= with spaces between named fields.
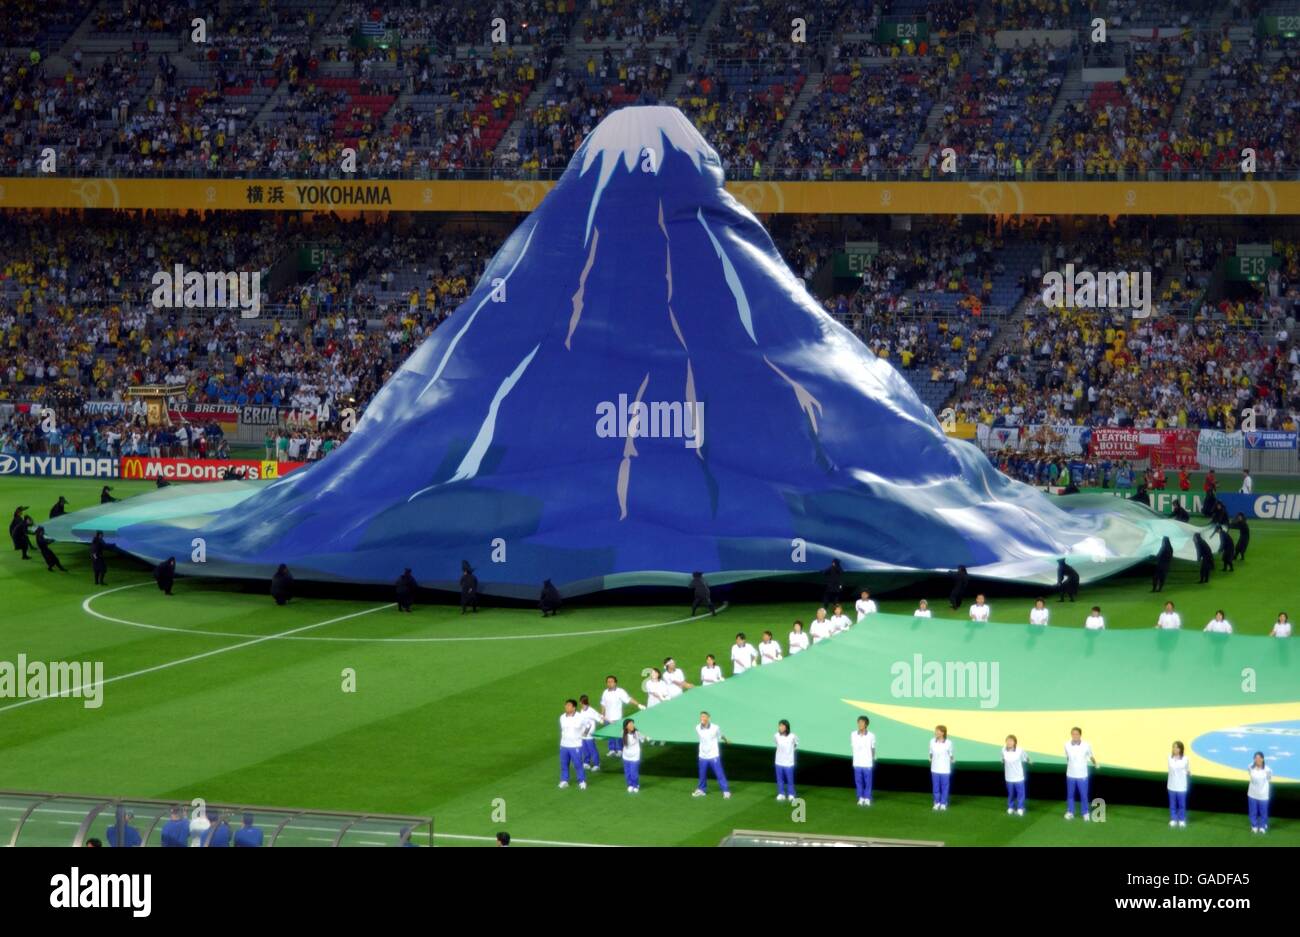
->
xmin=2 ymin=475 xmax=1297 ymax=847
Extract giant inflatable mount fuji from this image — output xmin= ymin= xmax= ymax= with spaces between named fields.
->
xmin=53 ymin=106 xmax=1200 ymax=596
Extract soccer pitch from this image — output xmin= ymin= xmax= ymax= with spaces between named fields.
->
xmin=2 ymin=476 xmax=1297 ymax=847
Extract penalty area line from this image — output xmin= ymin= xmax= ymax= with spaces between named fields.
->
xmin=81 ymin=583 xmax=728 ymax=643
xmin=0 ymin=601 xmax=394 ymax=716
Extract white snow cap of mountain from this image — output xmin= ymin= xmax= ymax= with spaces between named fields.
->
xmin=576 ymin=106 xmax=722 ymax=244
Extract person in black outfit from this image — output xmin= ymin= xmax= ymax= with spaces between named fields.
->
xmin=10 ymin=507 xmax=31 ymax=558
xmin=1151 ymin=536 xmax=1173 ymax=592
xmin=156 ymin=478 xmax=171 ymax=488
xmin=271 ymin=564 xmax=294 ymax=605
xmin=1211 ymin=500 xmax=1229 ymax=526
xmin=1193 ymin=533 xmax=1214 ymax=584
xmin=689 ymin=571 xmax=716 ymax=616
xmin=539 ymin=579 xmax=561 ymax=617
xmin=1056 ymin=558 xmax=1079 ymax=602
xmin=1171 ymin=502 xmax=1191 ymax=522
xmin=822 ymin=559 xmax=844 ymax=608
xmin=1201 ymin=490 xmax=1217 ymax=518
xmin=395 ymin=568 xmax=417 ymax=612
xmin=949 ymin=565 xmax=968 ymax=610
xmin=459 ymin=561 xmax=478 ymax=614
xmin=1229 ymin=513 xmax=1250 ymax=561
xmin=155 ymin=557 xmax=176 ymax=595
xmin=35 ymin=527 xmax=67 ymax=572
xmin=50 ymin=496 xmax=68 ymax=518
xmin=1130 ymin=483 xmax=1150 ymax=506
xmin=90 ymin=531 xmax=108 ymax=585
xmin=1216 ymin=526 xmax=1235 ymax=572
xmin=100 ymin=486 xmax=118 ymax=504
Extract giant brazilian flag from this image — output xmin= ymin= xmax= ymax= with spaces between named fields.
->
xmin=598 ymin=614 xmax=1300 ymax=784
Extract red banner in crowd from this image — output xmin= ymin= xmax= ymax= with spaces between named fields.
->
xmin=1087 ymin=427 xmax=1198 ymax=467
xmin=168 ymin=406 xmax=240 ymax=428
xmin=120 ymin=457 xmax=307 ymax=482
xmin=1148 ymin=429 xmax=1199 ymax=469
xmin=1088 ymin=427 xmax=1145 ymax=459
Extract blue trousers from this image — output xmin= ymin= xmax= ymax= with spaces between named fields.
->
xmin=623 ymin=759 xmax=640 ymax=788
xmin=1066 ymin=776 xmax=1089 ymax=814
xmin=1006 ymin=780 xmax=1026 ymax=810
xmin=775 ymin=765 xmax=796 ymax=797
xmin=607 ymin=736 xmax=623 ymax=754
xmin=698 ymin=757 xmax=729 ymax=792
xmin=854 ymin=766 xmax=874 ymax=800
xmin=931 ymin=771 xmax=951 ymax=805
xmin=1249 ymin=796 xmax=1269 ymax=830
xmin=581 ymin=738 xmax=600 ymax=767
xmin=559 ymin=747 xmax=586 ymax=783
xmin=1168 ymin=790 xmax=1187 ymax=822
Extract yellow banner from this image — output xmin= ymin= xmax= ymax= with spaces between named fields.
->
xmin=2 ymin=177 xmax=1298 ymax=215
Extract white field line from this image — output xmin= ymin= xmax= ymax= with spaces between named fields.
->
xmin=0 ymin=602 xmax=394 ymax=715
xmin=81 ymin=583 xmax=726 ymax=643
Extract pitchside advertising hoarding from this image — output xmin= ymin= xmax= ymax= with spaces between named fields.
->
xmin=119 ymin=457 xmax=306 ymax=482
xmin=1144 ymin=490 xmax=1300 ymax=521
xmin=0 ymin=455 xmax=306 ymax=481
xmin=0 ymin=455 xmax=119 ymax=478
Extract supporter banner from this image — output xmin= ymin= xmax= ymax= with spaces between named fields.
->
xmin=976 ymin=425 xmax=1019 ymax=450
xmin=0 ymin=454 xmax=119 ymax=478
xmin=81 ymin=401 xmax=135 ymax=417
xmin=1023 ymin=423 xmax=1088 ymax=455
xmin=945 ymin=420 xmax=978 ymax=440
xmin=1148 ymin=429 xmax=1199 ymax=469
xmin=1088 ymin=427 xmax=1145 ymax=459
xmin=1243 ymin=431 xmax=1298 ymax=450
xmin=1197 ymin=430 xmax=1244 ymax=470
xmin=119 ymin=456 xmax=306 ymax=482
xmin=238 ymin=405 xmax=319 ymax=428
xmin=5 ymin=178 xmax=1300 ymax=216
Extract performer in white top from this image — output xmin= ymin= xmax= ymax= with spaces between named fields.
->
xmin=851 ymin=716 xmax=877 ymax=806
xmin=557 ymin=699 xmax=588 ymax=789
xmin=1270 ymin=612 xmax=1291 ymax=638
xmin=1002 ymin=735 xmax=1031 ymax=816
xmin=1204 ymin=610 xmax=1233 ymax=634
xmin=788 ymin=620 xmax=810 ymax=654
xmin=913 ymin=599 xmax=933 ymax=618
xmin=809 ymin=609 xmax=833 ymax=644
xmin=643 ymin=668 xmax=671 ymax=707
xmin=1155 ymin=601 xmax=1182 ymax=630
xmin=730 ymin=633 xmax=759 ymax=673
xmin=1084 ymin=606 xmax=1105 ymax=630
xmin=1167 ymin=740 xmax=1190 ymax=828
xmin=929 ymin=725 xmax=954 ymax=810
xmin=700 ymin=654 xmax=724 ymax=685
xmin=969 ymin=595 xmax=991 ymax=622
xmin=773 ymin=720 xmax=799 ymax=801
xmin=1064 ymin=727 xmax=1097 ymax=820
xmin=1029 ymin=598 xmax=1050 ymax=626
xmin=693 ymin=712 xmax=731 ymax=798
xmin=1248 ymin=752 xmax=1272 ymax=833
xmin=757 ymin=630 xmax=783 ymax=665
xmin=855 ymin=589 xmax=877 ymax=622
xmin=828 ymin=604 xmax=853 ymax=634
xmin=1241 ymin=470 xmax=1253 ymax=494
xmin=600 ymin=675 xmax=643 ymax=759
xmin=663 ymin=658 xmax=694 ymax=692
